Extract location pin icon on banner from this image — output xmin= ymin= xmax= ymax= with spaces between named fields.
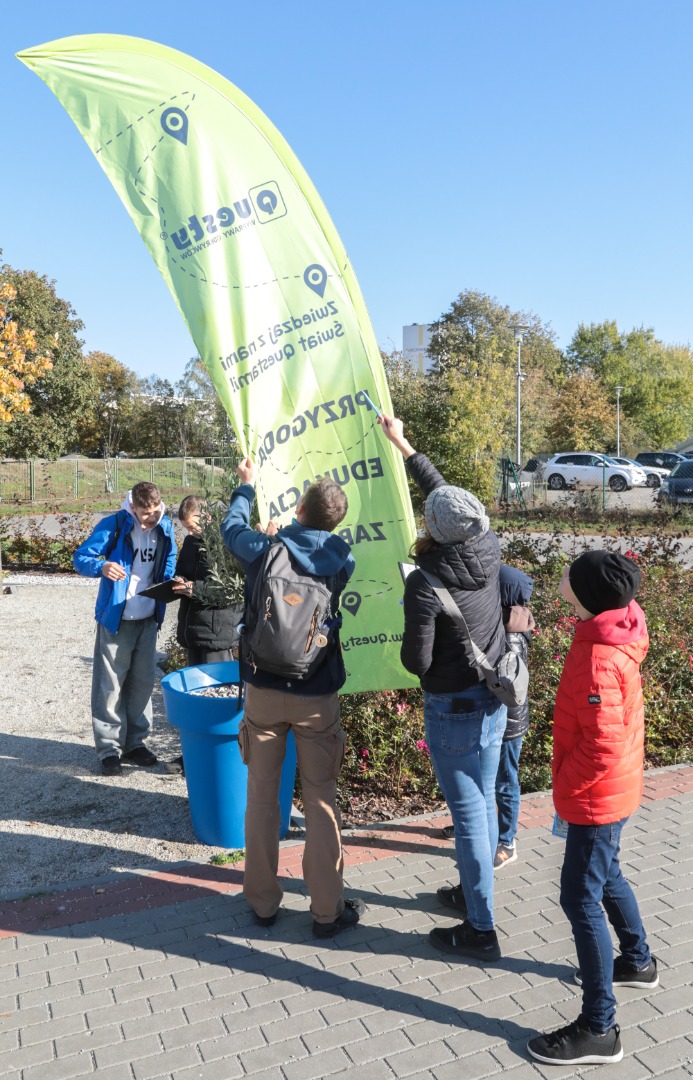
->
xmin=303 ymin=263 xmax=327 ymax=298
xmin=161 ymin=106 xmax=188 ymax=144
xmin=341 ymin=591 xmax=362 ymax=617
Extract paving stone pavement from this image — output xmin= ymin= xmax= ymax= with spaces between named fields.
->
xmin=1 ymin=765 xmax=692 ymax=1079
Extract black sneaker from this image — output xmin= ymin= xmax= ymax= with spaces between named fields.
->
xmin=575 ymin=954 xmax=658 ymax=989
xmin=313 ymin=898 xmax=366 ymax=938
xmin=527 ymin=1017 xmax=623 ymax=1065
xmin=254 ymin=910 xmax=278 ymax=927
xmin=436 ymin=884 xmax=468 ymax=917
xmin=122 ymin=746 xmax=158 ymax=767
xmin=441 ymin=824 xmax=455 ymax=840
xmin=429 ymin=920 xmax=501 ymax=962
xmin=101 ymin=755 xmax=122 ymax=776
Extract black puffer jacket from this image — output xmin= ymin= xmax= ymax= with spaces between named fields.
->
xmin=175 ymin=535 xmax=240 ymax=651
xmin=400 ymin=453 xmax=504 ymax=693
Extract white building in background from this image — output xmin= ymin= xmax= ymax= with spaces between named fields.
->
xmin=403 ymin=323 xmax=434 ymax=374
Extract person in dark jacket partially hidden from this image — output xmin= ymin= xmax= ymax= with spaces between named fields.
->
xmin=171 ymin=495 xmax=240 ymax=665
xmin=494 ymin=566 xmax=534 ymax=866
xmin=166 ymin=495 xmax=243 ymax=777
xmin=442 ymin=565 xmax=534 ymax=870
xmin=380 ymin=414 xmax=506 ymax=963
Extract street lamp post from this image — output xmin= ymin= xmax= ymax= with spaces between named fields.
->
xmin=510 ymin=325 xmax=529 ymax=467
xmin=615 ymin=386 xmax=624 ymax=457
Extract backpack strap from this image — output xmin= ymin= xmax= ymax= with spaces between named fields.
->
xmin=104 ymin=509 xmax=127 ymax=560
xmin=418 ymin=567 xmax=499 ymax=681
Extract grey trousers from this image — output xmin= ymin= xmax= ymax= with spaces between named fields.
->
xmin=91 ymin=617 xmax=158 ymax=760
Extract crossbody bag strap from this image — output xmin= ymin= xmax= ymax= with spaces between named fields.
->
xmin=418 ymin=567 xmax=497 ymax=679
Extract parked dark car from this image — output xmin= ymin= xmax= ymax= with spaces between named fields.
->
xmin=635 ymin=451 xmax=687 ymax=471
xmin=659 ymin=461 xmax=693 ymax=505
xmin=522 ymin=454 xmax=552 ymax=474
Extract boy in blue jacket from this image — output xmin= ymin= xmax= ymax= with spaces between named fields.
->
xmin=74 ymin=482 xmax=177 ymax=775
xmin=222 ymin=458 xmax=365 ymax=938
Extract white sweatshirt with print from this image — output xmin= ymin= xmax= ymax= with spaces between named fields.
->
xmin=120 ymin=492 xmax=165 ymax=621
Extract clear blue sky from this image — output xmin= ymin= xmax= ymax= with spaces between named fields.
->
xmin=2 ymin=0 xmax=693 ymax=381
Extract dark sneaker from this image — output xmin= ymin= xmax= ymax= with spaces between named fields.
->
xmin=101 ymin=755 xmax=122 ymax=776
xmin=436 ymin=884 xmax=468 ymax=917
xmin=122 ymin=746 xmax=158 ymax=767
xmin=527 ymin=1017 xmax=623 ymax=1065
xmin=575 ymin=954 xmax=658 ymax=989
xmin=429 ymin=920 xmax=501 ymax=962
xmin=313 ymin=898 xmax=366 ymax=938
xmin=254 ymin=910 xmax=278 ymax=927
xmin=164 ymin=756 xmax=185 ymax=776
xmin=494 ymin=841 xmax=517 ymax=869
xmin=441 ymin=824 xmax=455 ymax=840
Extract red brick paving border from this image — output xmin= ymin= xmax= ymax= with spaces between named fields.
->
xmin=2 ymin=764 xmax=691 ymax=940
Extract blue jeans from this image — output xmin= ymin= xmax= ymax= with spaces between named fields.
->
xmin=561 ymin=818 xmax=652 ymax=1033
xmin=496 ymin=736 xmax=523 ymax=848
xmin=424 ymin=685 xmax=507 ymax=931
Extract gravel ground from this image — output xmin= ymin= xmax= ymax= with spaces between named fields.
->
xmin=0 ymin=578 xmax=243 ymax=901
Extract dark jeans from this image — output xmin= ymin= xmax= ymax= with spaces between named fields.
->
xmin=561 ymin=817 xmax=652 ymax=1032
xmin=496 ymin=735 xmax=523 ymax=847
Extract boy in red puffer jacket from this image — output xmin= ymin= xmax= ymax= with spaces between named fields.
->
xmin=528 ymin=550 xmax=657 ymax=1067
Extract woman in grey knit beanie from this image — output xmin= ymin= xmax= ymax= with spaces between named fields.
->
xmin=379 ymin=413 xmax=506 ymax=964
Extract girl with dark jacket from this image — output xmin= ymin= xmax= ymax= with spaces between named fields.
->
xmin=172 ymin=496 xmax=240 ymax=665
xmin=380 ymin=415 xmax=507 ymax=963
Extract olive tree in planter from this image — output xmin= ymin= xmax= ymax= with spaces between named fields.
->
xmin=191 ymin=469 xmax=248 ymax=643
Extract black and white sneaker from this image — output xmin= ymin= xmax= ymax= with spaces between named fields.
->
xmin=575 ymin=954 xmax=658 ymax=989
xmin=436 ymin=884 xmax=468 ymax=917
xmin=527 ymin=1017 xmax=623 ymax=1065
xmin=313 ymin=898 xmax=366 ymax=939
xmin=101 ymin=755 xmax=122 ymax=776
xmin=429 ymin=920 xmax=501 ymax=962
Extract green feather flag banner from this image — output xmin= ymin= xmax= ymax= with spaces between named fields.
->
xmin=18 ymin=34 xmax=416 ymax=691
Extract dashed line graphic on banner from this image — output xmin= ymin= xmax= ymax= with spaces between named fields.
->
xmin=243 ymin=416 xmax=383 ymax=479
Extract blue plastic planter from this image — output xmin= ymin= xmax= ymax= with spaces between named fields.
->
xmin=161 ymin=661 xmax=297 ymax=849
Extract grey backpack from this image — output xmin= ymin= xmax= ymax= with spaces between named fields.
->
xmin=242 ymin=539 xmax=337 ymax=679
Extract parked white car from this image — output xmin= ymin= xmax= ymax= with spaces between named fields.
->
xmin=540 ymin=453 xmax=648 ymax=492
xmin=610 ymin=455 xmax=666 ymax=488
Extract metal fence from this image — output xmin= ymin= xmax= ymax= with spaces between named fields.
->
xmin=0 ymin=458 xmax=234 ymax=503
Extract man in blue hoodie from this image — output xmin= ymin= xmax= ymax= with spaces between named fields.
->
xmin=73 ymin=482 xmax=177 ymax=776
xmin=222 ymin=458 xmax=365 ymax=938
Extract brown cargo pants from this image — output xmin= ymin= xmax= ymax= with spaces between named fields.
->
xmin=239 ymin=684 xmax=347 ymax=924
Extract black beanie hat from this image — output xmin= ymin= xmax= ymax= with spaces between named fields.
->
xmin=568 ymin=550 xmax=641 ymax=616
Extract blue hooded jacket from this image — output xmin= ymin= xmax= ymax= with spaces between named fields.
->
xmin=499 ymin=565 xmax=534 ymax=609
xmin=499 ymin=564 xmax=535 ymax=739
xmin=221 ymin=483 xmax=354 ymax=694
xmin=73 ymin=505 xmax=177 ymax=634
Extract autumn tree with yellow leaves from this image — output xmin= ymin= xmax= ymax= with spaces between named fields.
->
xmin=0 ymin=281 xmax=52 ymax=423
